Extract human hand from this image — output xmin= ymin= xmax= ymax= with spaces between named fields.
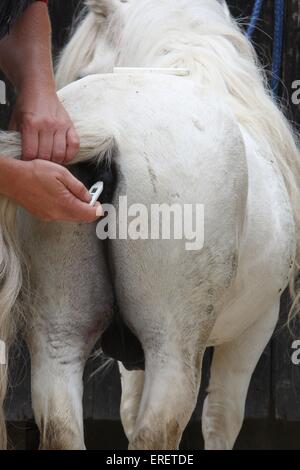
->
xmin=10 ymin=85 xmax=79 ymax=164
xmin=1 ymin=158 xmax=102 ymax=223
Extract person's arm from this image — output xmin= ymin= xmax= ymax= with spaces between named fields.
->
xmin=0 ymin=157 xmax=102 ymax=222
xmin=0 ymin=1 xmax=79 ymax=163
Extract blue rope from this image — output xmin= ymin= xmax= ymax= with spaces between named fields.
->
xmin=271 ymin=0 xmax=285 ymax=95
xmin=246 ymin=0 xmax=285 ymax=96
xmin=246 ymin=0 xmax=264 ymax=39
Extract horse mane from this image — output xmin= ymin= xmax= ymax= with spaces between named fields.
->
xmin=56 ymin=0 xmax=300 ymax=318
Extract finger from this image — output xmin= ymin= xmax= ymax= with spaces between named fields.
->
xmin=38 ymin=130 xmax=54 ymax=161
xmin=65 ymin=126 xmax=80 ymax=163
xmin=21 ymin=128 xmax=39 ymax=161
xmin=68 ymin=199 xmax=102 ymax=223
xmin=95 ymin=202 xmax=104 ymax=217
xmin=60 ymin=169 xmax=92 ymax=203
xmin=52 ymin=130 xmax=67 ymax=164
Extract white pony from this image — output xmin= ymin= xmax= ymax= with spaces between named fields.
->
xmin=0 ymin=0 xmax=299 ymax=450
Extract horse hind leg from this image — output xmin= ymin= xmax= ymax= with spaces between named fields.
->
xmin=202 ymin=301 xmax=280 ymax=450
xmin=119 ymin=363 xmax=145 ymax=442
xmin=128 ymin=330 xmax=210 ymax=451
xmin=22 ymin=216 xmax=113 ymax=450
xmin=112 ymin=242 xmax=239 ymax=449
xmin=30 ymin=339 xmax=87 ymax=450
xmin=123 ymin=293 xmax=217 ymax=451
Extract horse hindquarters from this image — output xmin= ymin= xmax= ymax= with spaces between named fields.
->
xmin=109 ymin=118 xmax=248 ymax=449
xmin=20 ymin=214 xmax=113 ymax=449
xmin=0 ymin=74 xmax=248 ymax=449
xmin=112 ymin=211 xmax=246 ymax=449
xmin=201 ymin=130 xmax=296 ymax=450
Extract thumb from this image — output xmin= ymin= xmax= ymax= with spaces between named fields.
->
xmin=69 ymin=199 xmax=103 ymax=223
xmin=59 ymin=168 xmax=105 ymax=221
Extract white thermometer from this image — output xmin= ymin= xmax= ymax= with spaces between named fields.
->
xmin=113 ymin=67 xmax=190 ymax=77
xmin=89 ymin=181 xmax=104 ymax=206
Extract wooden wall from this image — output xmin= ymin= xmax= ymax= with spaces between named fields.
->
xmin=1 ymin=0 xmax=300 ymax=443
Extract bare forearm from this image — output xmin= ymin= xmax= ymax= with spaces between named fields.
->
xmin=0 ymin=2 xmax=97 ymax=223
xmin=0 ymin=156 xmax=100 ymax=222
xmin=0 ymin=1 xmax=80 ymax=164
xmin=0 ymin=2 xmax=54 ymax=91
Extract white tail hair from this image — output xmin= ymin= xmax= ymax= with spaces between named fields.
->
xmin=0 ymin=128 xmax=114 ymax=164
xmin=0 ymin=191 xmax=22 ymax=448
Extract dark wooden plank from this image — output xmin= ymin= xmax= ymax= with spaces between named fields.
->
xmin=271 ymin=0 xmax=300 ymax=422
xmin=5 ymin=339 xmax=32 ymax=422
xmin=272 ymin=295 xmax=300 ymax=421
xmin=91 ymin=360 xmax=121 ymax=421
xmin=7 ymin=422 xmax=27 ymax=450
xmin=82 ymin=353 xmax=96 ymax=421
xmin=192 ymin=348 xmax=213 ymax=420
xmin=282 ymin=0 xmax=300 ymax=126
xmin=245 ymin=344 xmax=271 ymax=419
xmin=83 ymin=340 xmax=121 ymax=421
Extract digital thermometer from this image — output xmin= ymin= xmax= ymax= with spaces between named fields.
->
xmin=113 ymin=67 xmax=190 ymax=77
xmin=89 ymin=181 xmax=104 ymax=206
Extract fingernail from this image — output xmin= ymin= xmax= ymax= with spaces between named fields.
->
xmin=96 ymin=205 xmax=104 ymax=217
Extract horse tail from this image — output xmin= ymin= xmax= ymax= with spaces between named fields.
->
xmin=0 ymin=132 xmax=27 ymax=448
xmin=0 ymin=127 xmax=115 ymax=165
xmin=0 ymin=181 xmax=22 ymax=447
